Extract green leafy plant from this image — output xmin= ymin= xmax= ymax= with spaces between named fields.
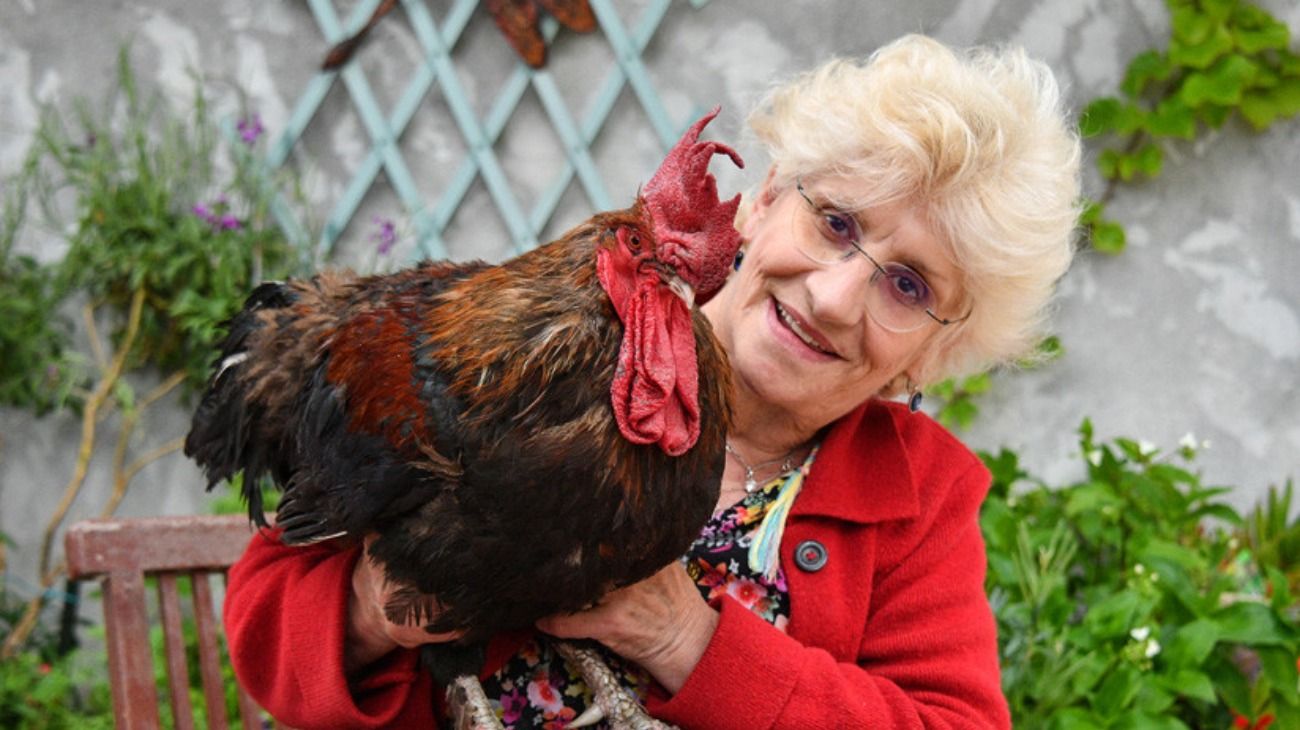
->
xmin=1080 ymin=0 xmax=1300 ymax=253
xmin=982 ymin=422 xmax=1299 ymax=728
xmin=1240 ymin=481 xmax=1300 ymax=602
xmin=1 ymin=573 xmax=259 ymax=729
xmin=0 ymin=175 xmax=83 ymax=415
xmin=208 ymin=474 xmax=280 ymax=518
xmin=1 ymin=567 xmax=112 ymax=729
xmin=0 ymin=48 xmax=302 ymax=659
xmin=932 ymin=335 xmax=1063 ymax=430
xmin=931 ymin=372 xmax=993 ymax=431
xmin=0 ymin=650 xmax=113 ymax=730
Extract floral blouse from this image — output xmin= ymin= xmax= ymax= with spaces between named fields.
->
xmin=468 ymin=467 xmax=805 ymax=729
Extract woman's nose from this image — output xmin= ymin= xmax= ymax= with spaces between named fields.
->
xmin=805 ymin=259 xmax=872 ymax=327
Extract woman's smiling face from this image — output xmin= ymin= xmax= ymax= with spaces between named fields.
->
xmin=703 ymin=172 xmax=967 ymax=433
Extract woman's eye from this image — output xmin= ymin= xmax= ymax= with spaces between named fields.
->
xmin=885 ymin=266 xmax=932 ymax=309
xmin=819 ymin=210 xmax=859 ymax=245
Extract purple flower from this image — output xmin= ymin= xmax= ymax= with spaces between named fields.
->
xmin=191 ymin=200 xmax=242 ymax=231
xmin=237 ymin=114 xmax=264 ymax=145
xmin=500 ymin=688 xmax=527 ymax=724
xmin=372 ymin=217 xmax=398 ymax=255
xmin=192 ymin=203 xmax=213 ymax=220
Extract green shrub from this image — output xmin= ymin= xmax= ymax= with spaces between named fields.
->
xmin=0 ymin=579 xmax=112 ymax=729
xmin=0 ymin=47 xmax=303 ymax=425
xmin=0 ymin=574 xmax=259 ymax=729
xmin=1241 ymin=481 xmax=1300 ymax=601
xmin=982 ymin=421 xmax=1299 ymax=728
xmin=0 ymin=46 xmax=301 ymax=728
xmin=0 ymin=176 xmax=82 ymax=415
xmin=0 ymin=650 xmax=113 ymax=730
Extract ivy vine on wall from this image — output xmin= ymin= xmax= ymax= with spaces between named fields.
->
xmin=933 ymin=0 xmax=1300 ymax=429
xmin=1080 ymin=0 xmax=1300 ymax=254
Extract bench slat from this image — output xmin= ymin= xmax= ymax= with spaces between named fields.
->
xmin=192 ymin=572 xmax=230 ymax=730
xmin=66 ymin=515 xmax=259 ymax=578
xmin=158 ymin=573 xmax=196 ymax=730
xmin=104 ymin=570 xmax=161 ymax=729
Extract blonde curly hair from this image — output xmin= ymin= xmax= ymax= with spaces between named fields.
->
xmin=742 ymin=34 xmax=1082 ymax=390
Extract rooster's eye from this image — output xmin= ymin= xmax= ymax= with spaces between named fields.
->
xmin=629 ymin=234 xmax=641 ymax=249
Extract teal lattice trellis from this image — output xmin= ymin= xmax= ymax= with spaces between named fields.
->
xmin=258 ymin=0 xmax=714 ymax=263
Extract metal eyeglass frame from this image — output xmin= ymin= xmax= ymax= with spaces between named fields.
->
xmin=794 ymin=178 xmax=972 ymax=330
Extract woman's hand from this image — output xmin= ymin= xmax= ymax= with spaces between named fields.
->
xmin=345 ymin=534 xmax=465 ymax=674
xmin=535 ymin=562 xmax=718 ymax=694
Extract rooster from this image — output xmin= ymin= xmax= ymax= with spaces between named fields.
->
xmin=185 ymin=109 xmax=742 ymax=729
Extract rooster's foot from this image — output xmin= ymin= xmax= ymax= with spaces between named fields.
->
xmin=447 ymin=674 xmax=506 ymax=730
xmin=553 ymin=640 xmax=677 ymax=730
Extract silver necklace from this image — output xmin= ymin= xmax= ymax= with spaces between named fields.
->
xmin=725 ymin=441 xmax=800 ymax=494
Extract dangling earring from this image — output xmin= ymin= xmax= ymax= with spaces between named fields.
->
xmin=733 ymin=249 xmax=745 ymax=271
xmin=906 ymin=378 xmax=923 ymax=413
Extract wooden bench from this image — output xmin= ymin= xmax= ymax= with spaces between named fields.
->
xmin=65 ymin=514 xmax=292 ymax=730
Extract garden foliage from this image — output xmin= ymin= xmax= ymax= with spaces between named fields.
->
xmin=0 ymin=47 xmax=301 ymax=662
xmin=1080 ymin=0 xmax=1300 ymax=253
xmin=0 ymin=572 xmax=248 ymax=729
xmin=983 ymin=423 xmax=1299 ymax=728
xmin=0 ymin=49 xmax=297 ymax=414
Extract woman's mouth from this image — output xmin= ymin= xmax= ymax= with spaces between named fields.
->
xmin=771 ymin=299 xmax=838 ymax=359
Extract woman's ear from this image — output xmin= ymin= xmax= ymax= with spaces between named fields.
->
xmin=740 ymin=166 xmax=780 ymax=238
xmin=756 ymin=166 xmax=779 ymax=206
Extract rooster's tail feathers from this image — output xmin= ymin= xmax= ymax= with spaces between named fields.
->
xmin=184 ymin=281 xmax=300 ymax=526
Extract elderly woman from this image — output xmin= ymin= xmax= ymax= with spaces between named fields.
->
xmin=225 ymin=34 xmax=1079 ymax=729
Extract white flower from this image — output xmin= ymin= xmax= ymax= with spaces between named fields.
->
xmin=1179 ymin=432 xmax=1198 ymax=450
xmin=526 ymin=677 xmax=564 ymax=713
xmin=1133 ymin=563 xmax=1146 ymax=575
xmin=1138 ymin=439 xmax=1158 ymax=457
xmin=1145 ymin=639 xmax=1161 ymax=658
xmin=1150 ymin=572 xmax=1160 ymax=583
xmin=1087 ymin=449 xmax=1103 ymax=467
xmin=1130 ymin=626 xmax=1151 ymax=642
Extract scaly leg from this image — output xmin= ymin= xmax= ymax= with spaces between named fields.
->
xmin=447 ymin=674 xmax=507 ymax=730
xmin=552 ymin=640 xmax=678 ymax=730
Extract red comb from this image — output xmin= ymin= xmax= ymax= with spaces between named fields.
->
xmin=641 ymin=107 xmax=744 ymax=303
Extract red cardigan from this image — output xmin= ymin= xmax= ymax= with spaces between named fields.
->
xmin=224 ymin=400 xmax=1010 ymax=729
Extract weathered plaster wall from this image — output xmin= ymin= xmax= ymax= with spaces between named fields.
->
xmin=2 ymin=1 xmax=1298 ymax=588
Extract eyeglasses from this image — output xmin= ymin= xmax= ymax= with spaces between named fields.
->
xmin=793 ymin=179 xmax=971 ymax=333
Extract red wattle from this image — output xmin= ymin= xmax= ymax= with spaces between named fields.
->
xmin=597 ymin=246 xmax=701 ymax=456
